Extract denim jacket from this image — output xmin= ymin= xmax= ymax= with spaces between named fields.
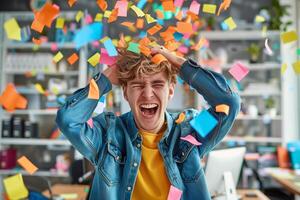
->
xmin=56 ymin=59 xmax=241 ymax=200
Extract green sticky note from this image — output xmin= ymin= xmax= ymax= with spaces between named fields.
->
xmin=297 ymin=48 xmax=300 ymax=56
xmin=127 ymin=42 xmax=140 ymax=54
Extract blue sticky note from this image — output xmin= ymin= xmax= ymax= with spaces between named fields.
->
xmin=74 ymin=22 xmax=103 ymax=49
xmin=177 ymin=76 xmax=184 ymax=84
xmin=137 ymin=0 xmax=147 ymax=9
xmin=190 ymin=110 xmax=218 ymax=137
xmin=139 ymin=31 xmax=147 ymax=38
xmin=103 ymin=38 xmax=118 ymax=57
xmin=220 ymin=22 xmax=228 ymax=30
xmin=173 ymin=32 xmax=184 ymax=41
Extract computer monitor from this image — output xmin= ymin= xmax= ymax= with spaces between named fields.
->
xmin=205 ymin=147 xmax=246 ymax=198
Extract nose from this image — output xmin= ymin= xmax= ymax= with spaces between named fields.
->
xmin=142 ymin=84 xmax=154 ymax=99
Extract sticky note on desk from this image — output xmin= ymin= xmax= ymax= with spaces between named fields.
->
xmin=4 ymin=18 xmax=21 ymax=41
xmin=167 ymin=185 xmax=182 ymax=200
xmin=224 ymin=17 xmax=237 ymax=30
xmin=202 ymin=4 xmax=217 ymax=14
xmin=228 ymin=62 xmax=249 ymax=82
xmin=190 ymin=109 xmax=218 ymax=138
xmin=3 ymin=173 xmax=29 ymax=200
xmin=17 ymin=156 xmax=38 ymax=175
xmin=60 ymin=194 xmax=78 ymax=199
xmin=281 ymin=31 xmax=298 ymax=44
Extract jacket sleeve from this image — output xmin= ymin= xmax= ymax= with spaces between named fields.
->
xmin=56 ymin=73 xmax=112 ymax=165
xmin=179 ymin=59 xmax=241 ymax=157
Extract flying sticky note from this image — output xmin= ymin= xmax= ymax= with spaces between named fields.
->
xmin=4 ymin=18 xmax=21 ymax=41
xmin=297 ymin=48 xmax=300 ymax=55
xmin=67 ymin=53 xmax=79 ymax=65
xmin=73 ymin=22 xmax=103 ymax=49
xmin=51 ymin=43 xmax=58 ymax=52
xmin=147 ymin=24 xmax=163 ymax=35
xmin=224 ymin=17 xmax=236 ymax=30
xmin=68 ymin=0 xmax=77 ymax=7
xmin=180 ymin=135 xmax=202 ymax=146
xmin=292 ymin=60 xmax=300 ymax=74
xmin=175 ymin=112 xmax=186 ymax=124
xmin=202 ymin=4 xmax=217 ymax=14
xmin=167 ymin=185 xmax=183 ymax=200
xmin=255 ymin=15 xmax=265 ymax=23
xmin=102 ymin=37 xmax=118 ymax=56
xmin=53 ymin=51 xmax=64 ymax=63
xmin=127 ymin=42 xmax=140 ymax=54
xmin=228 ymin=62 xmax=249 ymax=82
xmin=145 ymin=14 xmax=157 ymax=24
xmin=190 ymin=109 xmax=218 ymax=138
xmin=217 ymin=0 xmax=232 ymax=16
xmin=17 ymin=156 xmax=38 ymax=175
xmin=0 ymin=83 xmax=28 ymax=112
xmin=104 ymin=10 xmax=112 ymax=18
xmin=177 ymin=22 xmax=193 ymax=34
xmin=88 ymin=53 xmax=100 ymax=67
xmin=140 ymin=45 xmax=151 ymax=56
xmin=121 ymin=21 xmax=135 ymax=27
xmin=151 ymin=54 xmax=167 ymax=64
xmin=115 ymin=1 xmax=128 ymax=17
xmin=174 ymin=0 xmax=184 ymax=7
xmin=34 ymin=83 xmax=46 ymax=95
xmin=131 ymin=5 xmax=145 ymax=17
xmin=189 ymin=1 xmax=201 ymax=15
xmin=100 ymin=48 xmax=117 ymax=65
xmin=281 ymin=31 xmax=298 ymax=44
xmin=108 ymin=8 xmax=118 ymax=23
xmin=3 ymin=174 xmax=29 ymax=200
xmin=136 ymin=18 xmax=144 ymax=29
xmin=215 ymin=104 xmax=230 ymax=115
xmin=95 ymin=13 xmax=103 ymax=22
xmin=281 ymin=63 xmax=288 ymax=75
xmin=76 ymin=11 xmax=84 ymax=22
xmin=87 ymin=118 xmax=94 ymax=128
xmin=56 ymin=17 xmax=65 ymax=29
xmin=162 ymin=0 xmax=176 ymax=12
xmin=97 ymin=0 xmax=108 ymax=11
xmin=88 ymin=79 xmax=100 ymax=100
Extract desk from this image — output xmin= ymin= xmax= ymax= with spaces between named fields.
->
xmin=43 ymin=184 xmax=89 ymax=200
xmin=237 ymin=189 xmax=270 ymax=200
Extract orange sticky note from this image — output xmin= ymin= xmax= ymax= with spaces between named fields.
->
xmin=68 ymin=0 xmax=77 ymax=7
xmin=17 ymin=156 xmax=38 ymax=175
xmin=67 ymin=53 xmax=79 ymax=65
xmin=176 ymin=22 xmax=193 ymax=34
xmin=0 ymin=83 xmax=27 ymax=112
xmin=156 ymin=10 xmax=164 ymax=19
xmin=108 ymin=8 xmax=118 ymax=23
xmin=162 ymin=0 xmax=176 ymax=12
xmin=147 ymin=24 xmax=163 ymax=35
xmin=32 ymin=37 xmax=42 ymax=45
xmin=151 ymin=54 xmax=168 ymax=64
xmin=136 ymin=18 xmax=144 ymax=29
xmin=121 ymin=21 xmax=135 ymax=27
xmin=175 ymin=112 xmax=186 ymax=124
xmin=217 ymin=0 xmax=232 ymax=16
xmin=175 ymin=10 xmax=183 ymax=21
xmin=97 ymin=0 xmax=108 ymax=12
xmin=140 ymin=45 xmax=151 ymax=57
xmin=215 ymin=104 xmax=230 ymax=115
xmin=88 ymin=79 xmax=100 ymax=100
xmin=139 ymin=37 xmax=151 ymax=46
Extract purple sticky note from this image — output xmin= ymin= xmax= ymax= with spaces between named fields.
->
xmin=100 ymin=48 xmax=117 ymax=65
xmin=180 ymin=135 xmax=202 ymax=146
xmin=115 ymin=1 xmax=128 ymax=17
xmin=228 ymin=62 xmax=250 ymax=82
xmin=174 ymin=0 xmax=184 ymax=7
xmin=189 ymin=1 xmax=200 ymax=15
xmin=87 ymin=118 xmax=93 ymax=128
xmin=167 ymin=185 xmax=183 ymax=200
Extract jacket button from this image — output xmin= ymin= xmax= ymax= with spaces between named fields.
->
xmin=181 ymin=152 xmax=185 ymax=156
xmin=133 ymin=162 xmax=138 ymax=167
xmin=127 ymin=186 xmax=132 ymax=191
xmin=136 ymin=143 xmax=141 ymax=148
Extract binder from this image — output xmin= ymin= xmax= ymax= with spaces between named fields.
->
xmin=1 ymin=119 xmax=12 ymax=138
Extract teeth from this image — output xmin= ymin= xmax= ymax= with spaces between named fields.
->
xmin=140 ymin=104 xmax=158 ymax=109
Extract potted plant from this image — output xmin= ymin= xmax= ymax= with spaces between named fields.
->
xmin=265 ymin=97 xmax=277 ymax=117
xmin=246 ymin=43 xmax=261 ymax=63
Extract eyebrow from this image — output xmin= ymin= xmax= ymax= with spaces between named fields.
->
xmin=129 ymin=80 xmax=166 ymax=85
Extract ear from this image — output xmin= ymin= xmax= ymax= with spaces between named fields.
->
xmin=168 ymin=82 xmax=175 ymax=100
xmin=122 ymin=85 xmax=129 ymax=101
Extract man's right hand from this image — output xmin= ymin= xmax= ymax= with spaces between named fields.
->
xmin=102 ymin=64 xmax=120 ymax=86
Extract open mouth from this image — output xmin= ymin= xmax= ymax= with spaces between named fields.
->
xmin=139 ymin=103 xmax=159 ymax=117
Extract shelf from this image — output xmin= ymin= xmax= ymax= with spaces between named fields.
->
xmin=199 ymin=30 xmax=280 ymax=40
xmin=236 ymin=115 xmax=282 ymax=120
xmin=4 ymin=109 xmax=58 ymax=115
xmin=5 ymin=42 xmax=76 ymax=49
xmin=222 ymin=62 xmax=281 ymax=70
xmin=16 ymin=88 xmax=73 ymax=95
xmin=238 ymin=91 xmax=281 ymax=96
xmin=5 ymin=70 xmax=79 ymax=76
xmin=223 ymin=136 xmax=282 ymax=143
xmin=0 ymin=169 xmax=69 ymax=177
xmin=0 ymin=138 xmax=71 ymax=146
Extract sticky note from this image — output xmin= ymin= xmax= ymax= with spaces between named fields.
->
xmin=76 ymin=11 xmax=84 ymax=22
xmin=175 ymin=112 xmax=186 ymax=124
xmin=281 ymin=63 xmax=288 ymax=75
xmin=51 ymin=43 xmax=58 ymax=52
xmin=121 ymin=21 xmax=135 ymax=27
xmin=140 ymin=45 xmax=151 ymax=56
xmin=85 ymin=14 xmax=93 ymax=24
xmin=167 ymin=185 xmax=183 ymax=200
xmin=108 ymin=8 xmax=118 ymax=23
xmin=34 ymin=83 xmax=46 ymax=95
xmin=104 ymin=10 xmax=112 ymax=18
xmin=180 ymin=135 xmax=202 ymax=146
xmin=60 ymin=194 xmax=78 ymax=199
xmin=100 ymin=48 xmax=117 ymax=65
xmin=281 ymin=31 xmax=298 ymax=44
xmin=4 ymin=18 xmax=21 ymax=41
xmin=190 ymin=109 xmax=218 ymax=138
xmin=202 ymin=4 xmax=216 ymax=14
xmin=147 ymin=24 xmax=163 ymax=35
xmin=297 ymin=48 xmax=300 ymax=55
xmin=53 ymin=51 xmax=64 ymax=63
xmin=255 ymin=15 xmax=265 ymax=23
xmin=137 ymin=0 xmax=147 ymax=9
xmin=162 ymin=0 xmax=176 ymax=12
xmin=56 ymin=17 xmax=65 ymax=29
xmin=67 ymin=53 xmax=79 ymax=65
xmin=217 ymin=0 xmax=232 ymax=16
xmin=177 ymin=22 xmax=193 ymax=34
xmin=17 ymin=156 xmax=38 ymax=175
xmin=3 ymin=174 xmax=29 ymax=200
xmin=136 ymin=18 xmax=144 ymax=29
xmin=224 ymin=17 xmax=237 ymax=30
xmin=95 ymin=13 xmax=103 ymax=22
xmin=127 ymin=42 xmax=140 ymax=54
xmin=88 ymin=79 xmax=100 ymax=100
xmin=145 ymin=14 xmax=156 ymax=24
xmin=87 ymin=118 xmax=94 ymax=128
xmin=115 ymin=1 xmax=128 ymax=17
xmin=88 ymin=53 xmax=100 ymax=67
xmin=68 ymin=0 xmax=77 ymax=7
xmin=174 ymin=0 xmax=184 ymax=7
xmin=151 ymin=54 xmax=167 ymax=64
xmin=131 ymin=5 xmax=145 ymax=17
xmin=189 ymin=1 xmax=201 ymax=15
xmin=102 ymin=37 xmax=118 ymax=56
xmin=292 ymin=60 xmax=300 ymax=74
xmin=0 ymin=84 xmax=27 ymax=112
xmin=228 ymin=62 xmax=249 ymax=82
xmin=97 ymin=0 xmax=108 ymax=11
xmin=32 ymin=37 xmax=42 ymax=45
xmin=215 ymin=104 xmax=230 ymax=115
xmin=73 ymin=22 xmax=103 ymax=49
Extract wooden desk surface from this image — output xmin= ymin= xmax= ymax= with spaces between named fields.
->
xmin=238 ymin=189 xmax=270 ymax=200
xmin=43 ymin=184 xmax=89 ymax=200
xmin=269 ymin=170 xmax=300 ymax=195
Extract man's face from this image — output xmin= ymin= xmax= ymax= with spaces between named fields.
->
xmin=123 ymin=71 xmax=175 ymax=133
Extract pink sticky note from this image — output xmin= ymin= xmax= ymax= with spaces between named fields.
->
xmin=167 ymin=185 xmax=183 ymax=200
xmin=189 ymin=1 xmax=200 ymax=15
xmin=180 ymin=135 xmax=202 ymax=146
xmin=115 ymin=1 xmax=128 ymax=17
xmin=228 ymin=62 xmax=250 ymax=82
xmin=174 ymin=0 xmax=184 ymax=7
xmin=85 ymin=14 xmax=93 ymax=24
xmin=100 ymin=48 xmax=117 ymax=65
xmin=87 ymin=118 xmax=93 ymax=128
xmin=50 ymin=43 xmax=58 ymax=52
xmin=178 ymin=46 xmax=188 ymax=54
xmin=92 ymin=41 xmax=100 ymax=48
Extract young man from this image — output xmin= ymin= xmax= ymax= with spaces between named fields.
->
xmin=56 ymin=45 xmax=240 ymax=200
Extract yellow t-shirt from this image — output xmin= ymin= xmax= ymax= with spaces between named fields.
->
xmin=132 ymin=125 xmax=170 ymax=200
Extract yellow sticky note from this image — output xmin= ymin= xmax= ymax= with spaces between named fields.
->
xmin=281 ymin=31 xmax=298 ymax=44
xmin=53 ymin=51 xmax=64 ymax=63
xmin=60 ymin=194 xmax=78 ymax=199
xmin=56 ymin=17 xmax=65 ymax=29
xmin=255 ymin=15 xmax=265 ymax=23
xmin=145 ymin=14 xmax=157 ymax=24
xmin=261 ymin=25 xmax=267 ymax=38
xmin=76 ymin=11 xmax=84 ymax=22
xmin=95 ymin=13 xmax=103 ymax=22
xmin=104 ymin=10 xmax=112 ymax=18
xmin=4 ymin=18 xmax=21 ymax=41
xmin=34 ymin=83 xmax=46 ymax=95
xmin=202 ymin=4 xmax=217 ymax=14
xmin=224 ymin=17 xmax=237 ymax=30
xmin=281 ymin=63 xmax=288 ymax=75
xmin=131 ymin=5 xmax=145 ymax=17
xmin=292 ymin=60 xmax=300 ymax=74
xmin=88 ymin=53 xmax=100 ymax=67
xmin=3 ymin=173 xmax=29 ymax=200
